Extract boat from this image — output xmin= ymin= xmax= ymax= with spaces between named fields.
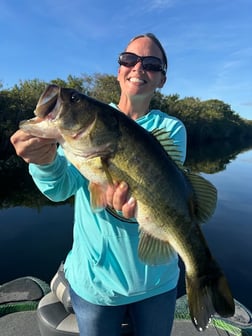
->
xmin=1 ymin=263 xmax=252 ymax=336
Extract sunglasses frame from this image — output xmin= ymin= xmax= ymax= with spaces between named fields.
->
xmin=118 ymin=52 xmax=166 ymax=75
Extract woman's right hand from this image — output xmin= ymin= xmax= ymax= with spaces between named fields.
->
xmin=106 ymin=181 xmax=137 ymax=219
xmin=10 ymin=129 xmax=57 ymax=165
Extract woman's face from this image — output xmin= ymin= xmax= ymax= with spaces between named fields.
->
xmin=117 ymin=37 xmax=166 ymax=100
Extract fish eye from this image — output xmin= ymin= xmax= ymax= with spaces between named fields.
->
xmin=70 ymin=92 xmax=80 ymax=103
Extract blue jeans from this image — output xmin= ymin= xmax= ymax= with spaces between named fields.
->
xmin=70 ymin=287 xmax=177 ymax=336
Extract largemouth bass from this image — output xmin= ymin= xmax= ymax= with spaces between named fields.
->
xmin=20 ymin=84 xmax=235 ymax=331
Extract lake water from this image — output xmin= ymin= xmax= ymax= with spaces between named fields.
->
xmin=200 ymin=149 xmax=252 ymax=311
xmin=0 ymin=148 xmax=252 ymax=312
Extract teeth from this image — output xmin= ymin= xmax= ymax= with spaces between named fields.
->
xmin=129 ymin=78 xmax=144 ymax=83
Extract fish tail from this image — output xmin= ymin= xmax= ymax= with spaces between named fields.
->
xmin=186 ymin=261 xmax=235 ymax=331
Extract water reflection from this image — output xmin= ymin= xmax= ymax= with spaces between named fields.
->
xmin=186 ymin=139 xmax=252 ymax=173
xmin=0 ymin=204 xmax=74 ymax=283
xmin=1 ymin=141 xmax=252 ymax=311
xmin=199 ymin=149 xmax=252 ymax=312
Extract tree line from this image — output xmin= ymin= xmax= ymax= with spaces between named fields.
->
xmin=1 ymin=74 xmax=252 ymax=209
xmin=1 ymin=74 xmax=252 ymax=160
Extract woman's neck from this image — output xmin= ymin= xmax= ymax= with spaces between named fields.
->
xmin=117 ymin=95 xmax=151 ymax=120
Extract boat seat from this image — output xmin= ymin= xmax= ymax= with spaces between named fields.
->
xmin=0 ymin=276 xmax=50 ymax=317
xmin=37 ymin=263 xmax=132 ymax=336
xmin=37 ymin=263 xmax=78 ymax=336
xmin=37 ymin=291 xmax=78 ymax=336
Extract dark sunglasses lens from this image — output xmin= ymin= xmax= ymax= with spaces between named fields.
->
xmin=142 ymin=57 xmax=163 ymax=71
xmin=119 ymin=53 xmax=164 ymax=72
xmin=119 ymin=53 xmax=138 ymax=67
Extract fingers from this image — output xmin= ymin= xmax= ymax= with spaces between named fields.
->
xmin=106 ymin=182 xmax=119 ymax=208
xmin=113 ymin=181 xmax=128 ymax=209
xmin=122 ymin=196 xmax=137 ymax=219
xmin=106 ymin=181 xmax=137 ymax=219
xmin=10 ymin=129 xmax=57 ymax=164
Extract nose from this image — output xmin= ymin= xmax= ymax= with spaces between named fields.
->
xmin=132 ymin=59 xmax=144 ymax=72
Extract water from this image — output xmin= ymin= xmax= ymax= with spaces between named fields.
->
xmin=0 ymin=204 xmax=74 ymax=283
xmin=0 ymin=148 xmax=252 ymax=312
xmin=200 ymin=150 xmax=252 ymax=311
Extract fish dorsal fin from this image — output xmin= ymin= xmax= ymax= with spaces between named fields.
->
xmin=186 ymin=171 xmax=217 ymax=223
xmin=138 ymin=229 xmax=176 ymax=265
xmin=151 ymin=128 xmax=183 ymax=167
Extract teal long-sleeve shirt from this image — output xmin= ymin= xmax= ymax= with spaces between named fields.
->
xmin=29 ymin=108 xmax=187 ymax=305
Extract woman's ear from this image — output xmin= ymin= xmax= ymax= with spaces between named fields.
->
xmin=157 ymin=75 xmax=167 ymax=89
xmin=117 ymin=67 xmax=121 ymax=81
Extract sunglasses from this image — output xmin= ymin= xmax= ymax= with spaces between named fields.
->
xmin=118 ymin=52 xmax=166 ymax=74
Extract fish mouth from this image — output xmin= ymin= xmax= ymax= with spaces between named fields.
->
xmin=34 ymin=84 xmax=60 ymax=119
xmin=34 ymin=84 xmax=96 ymax=139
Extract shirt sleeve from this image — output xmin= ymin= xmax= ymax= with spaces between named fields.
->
xmin=29 ymin=146 xmax=87 ymax=202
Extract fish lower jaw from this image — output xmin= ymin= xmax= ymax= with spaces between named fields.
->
xmin=19 ymin=119 xmax=60 ymax=139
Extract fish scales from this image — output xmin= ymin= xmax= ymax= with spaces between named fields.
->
xmin=19 ymin=85 xmax=235 ymax=331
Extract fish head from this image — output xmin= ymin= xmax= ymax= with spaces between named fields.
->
xmin=33 ymin=85 xmax=98 ymax=138
xmin=20 ymin=84 xmax=121 ymax=159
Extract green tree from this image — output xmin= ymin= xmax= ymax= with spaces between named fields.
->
xmin=87 ymin=73 xmax=121 ymax=103
xmin=1 ymin=73 xmax=252 ymax=162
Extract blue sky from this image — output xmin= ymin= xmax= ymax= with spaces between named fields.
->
xmin=0 ymin=0 xmax=251 ymax=120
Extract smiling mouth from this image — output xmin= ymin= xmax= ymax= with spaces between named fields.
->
xmin=128 ymin=77 xmax=146 ymax=84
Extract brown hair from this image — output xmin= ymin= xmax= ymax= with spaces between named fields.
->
xmin=126 ymin=33 xmax=168 ymax=74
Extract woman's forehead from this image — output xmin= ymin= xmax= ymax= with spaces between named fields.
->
xmin=126 ymin=37 xmax=163 ymax=57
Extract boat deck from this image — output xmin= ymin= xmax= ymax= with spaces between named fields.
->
xmin=1 ymin=276 xmax=252 ymax=336
xmin=0 ymin=310 xmax=248 ymax=336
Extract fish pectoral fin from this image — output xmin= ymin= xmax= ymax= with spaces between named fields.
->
xmin=88 ymin=182 xmax=107 ymax=212
xmin=186 ymin=172 xmax=217 ymax=223
xmin=138 ymin=229 xmax=175 ymax=265
xmin=87 ymin=158 xmax=114 ymax=212
xmin=101 ymin=157 xmax=113 ymax=185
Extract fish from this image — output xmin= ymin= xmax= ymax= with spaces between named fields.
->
xmin=19 ymin=84 xmax=235 ymax=331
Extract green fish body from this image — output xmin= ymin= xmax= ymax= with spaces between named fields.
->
xmin=20 ymin=85 xmax=235 ymax=331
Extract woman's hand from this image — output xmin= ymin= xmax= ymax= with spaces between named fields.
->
xmin=10 ymin=129 xmax=57 ymax=165
xmin=106 ymin=181 xmax=137 ymax=219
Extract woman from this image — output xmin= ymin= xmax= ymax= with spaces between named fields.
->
xmin=11 ymin=33 xmax=187 ymax=336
